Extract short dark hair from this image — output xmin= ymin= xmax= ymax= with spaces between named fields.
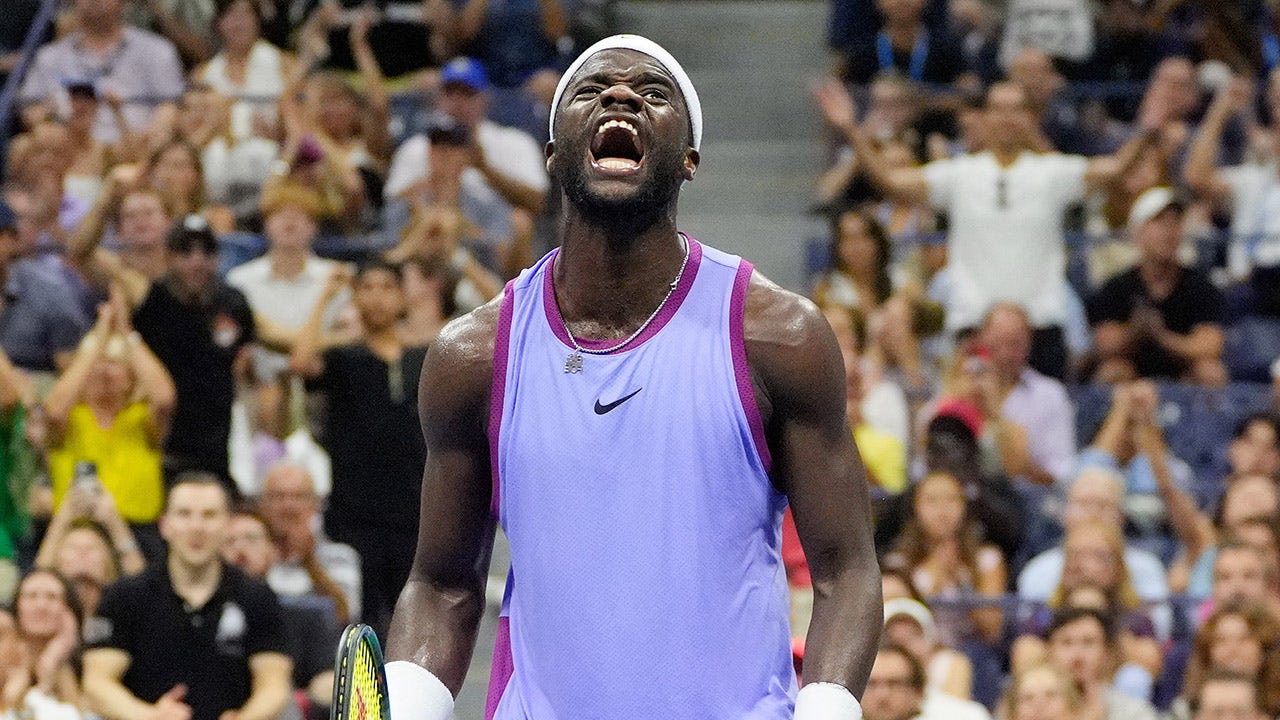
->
xmin=354 ymin=257 xmax=404 ymax=284
xmin=1046 ymin=606 xmax=1117 ymax=647
xmin=164 ymin=471 xmax=230 ymax=513
xmin=1233 ymin=412 xmax=1280 ymax=445
xmin=877 ymin=642 xmax=927 ymax=691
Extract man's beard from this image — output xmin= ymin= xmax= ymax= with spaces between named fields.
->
xmin=556 ymin=150 xmax=682 ymax=231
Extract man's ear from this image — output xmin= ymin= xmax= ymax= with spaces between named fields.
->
xmin=682 ymin=148 xmax=700 ymax=181
xmin=545 ymin=141 xmax=555 ymax=174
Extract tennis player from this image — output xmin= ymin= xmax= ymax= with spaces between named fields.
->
xmin=385 ymin=34 xmax=882 ymax=719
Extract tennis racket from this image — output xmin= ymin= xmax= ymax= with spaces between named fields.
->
xmin=331 ymin=623 xmax=390 ymax=720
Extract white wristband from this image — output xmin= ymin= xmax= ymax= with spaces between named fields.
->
xmin=385 ymin=660 xmax=455 ymax=720
xmin=794 ymin=682 xmax=863 ymax=720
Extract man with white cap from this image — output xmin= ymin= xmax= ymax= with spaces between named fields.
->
xmin=1086 ymin=186 xmax=1227 ymax=385
xmin=383 ymin=34 xmax=881 ymax=719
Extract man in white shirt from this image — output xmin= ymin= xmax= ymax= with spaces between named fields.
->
xmin=815 ymin=79 xmax=1160 ymax=379
xmin=226 ymin=182 xmax=349 ymax=380
xmin=384 ymin=56 xmax=549 ymax=272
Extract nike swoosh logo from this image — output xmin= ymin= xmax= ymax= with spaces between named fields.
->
xmin=594 ymin=388 xmax=642 ymax=415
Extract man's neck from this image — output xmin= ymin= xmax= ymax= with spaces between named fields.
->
xmin=554 ymin=211 xmax=687 ymax=335
xmin=991 ymin=146 xmax=1022 ymax=168
xmin=1139 ymin=257 xmax=1178 ymax=291
xmin=168 ymin=554 xmax=223 ymax=607
xmin=269 ymin=248 xmax=309 ymax=279
xmin=885 ymin=21 xmax=922 ymax=49
xmin=79 ymin=19 xmax=124 ymax=53
xmin=365 ymin=324 xmax=402 ymax=360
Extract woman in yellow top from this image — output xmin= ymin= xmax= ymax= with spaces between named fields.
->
xmin=44 ymin=290 xmax=175 ymax=533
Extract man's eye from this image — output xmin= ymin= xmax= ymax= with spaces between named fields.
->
xmin=643 ymin=89 xmax=669 ymax=101
xmin=575 ymin=87 xmax=601 ymax=98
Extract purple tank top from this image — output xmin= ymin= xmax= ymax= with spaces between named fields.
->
xmin=484 ymin=237 xmax=797 ymax=719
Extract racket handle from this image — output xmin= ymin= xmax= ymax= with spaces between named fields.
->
xmin=385 ymin=660 xmax=454 ymax=720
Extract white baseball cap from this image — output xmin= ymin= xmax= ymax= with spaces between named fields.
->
xmin=1127 ymin=186 xmax=1184 ymax=234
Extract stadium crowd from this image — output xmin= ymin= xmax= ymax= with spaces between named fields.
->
xmin=0 ymin=0 xmax=1277 ymax=718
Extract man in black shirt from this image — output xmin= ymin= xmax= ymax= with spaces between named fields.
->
xmin=83 ymin=473 xmax=292 ymax=720
xmin=291 ymin=258 xmax=426 ymax=638
xmin=1087 ymin=187 xmax=1226 ymax=385
xmin=131 ymin=220 xmax=256 ymax=487
xmin=840 ymin=0 xmax=965 ymax=85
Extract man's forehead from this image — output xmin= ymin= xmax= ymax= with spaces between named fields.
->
xmin=570 ymin=50 xmax=678 ymax=88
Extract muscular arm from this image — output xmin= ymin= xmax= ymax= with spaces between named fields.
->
xmin=385 ymin=300 xmax=500 ymax=694
xmin=744 ymin=275 xmax=881 ymax=695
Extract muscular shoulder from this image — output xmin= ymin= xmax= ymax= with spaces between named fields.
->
xmin=742 ymin=270 xmax=845 ymax=425
xmin=418 ymin=292 xmax=503 ymax=440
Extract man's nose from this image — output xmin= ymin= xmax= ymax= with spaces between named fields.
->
xmin=599 ymin=84 xmax=643 ymax=112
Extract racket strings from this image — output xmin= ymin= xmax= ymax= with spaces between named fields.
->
xmin=349 ymin=637 xmax=384 ymax=718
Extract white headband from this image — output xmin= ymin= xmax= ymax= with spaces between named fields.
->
xmin=548 ymin=34 xmax=702 ymax=151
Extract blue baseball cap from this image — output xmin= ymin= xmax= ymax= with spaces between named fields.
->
xmin=0 ymin=200 xmax=14 ymax=234
xmin=441 ymin=57 xmax=489 ymax=92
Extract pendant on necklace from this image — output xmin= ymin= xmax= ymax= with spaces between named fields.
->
xmin=564 ymin=351 xmax=584 ymax=374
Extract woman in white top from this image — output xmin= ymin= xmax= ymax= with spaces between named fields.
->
xmin=195 ymin=0 xmax=294 ymax=143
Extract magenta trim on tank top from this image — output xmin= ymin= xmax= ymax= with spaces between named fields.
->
xmin=731 ymin=259 xmax=773 ymax=473
xmin=541 ymin=235 xmax=704 ymax=353
xmin=484 ymin=616 xmax=514 ymax=720
xmin=488 ymin=280 xmax=517 ymax=518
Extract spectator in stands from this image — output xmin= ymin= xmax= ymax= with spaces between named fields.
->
xmin=18 ymin=0 xmax=185 ymax=145
xmin=823 ymin=303 xmax=908 ymax=493
xmin=1001 ymin=663 xmax=1084 ymax=720
xmin=259 ymin=462 xmax=361 ymax=624
xmin=1044 ymin=607 xmax=1159 ymax=720
xmin=815 ymin=75 xmax=924 ymax=212
xmin=195 ymin=0 xmax=295 ymax=148
xmin=980 ymin=303 xmax=1077 ymax=488
xmin=839 ymin=0 xmax=966 ymax=85
xmin=882 ymin=470 xmax=1007 ymax=644
xmin=131 ymin=218 xmax=256 ymax=485
xmin=5 ymin=119 xmax=98 ymax=237
xmin=872 ymin=293 xmax=942 ymax=423
xmin=1018 ymin=467 xmax=1172 ymax=612
xmin=927 ymin=349 xmax=1034 ymax=483
xmin=5 ymin=569 xmax=84 ymax=717
xmin=384 ymin=57 xmax=549 ymax=271
xmin=862 ymin=643 xmax=929 ymax=720
xmin=1188 ymin=670 xmax=1274 ymax=720
xmin=398 ymin=254 xmax=459 ymax=345
xmin=290 ymin=259 xmax=426 ymax=637
xmin=1171 ymin=603 xmax=1280 ymax=720
xmin=451 ymin=0 xmax=565 ymax=103
xmin=34 ymin=481 xmax=145 ymax=612
xmin=83 ymin=473 xmax=292 ymax=720
xmin=1078 ymin=380 xmax=1206 ymax=563
xmin=0 ymin=1 xmax=44 ymax=86
xmin=178 ymin=87 xmax=277 ymax=231
xmin=0 ymin=342 xmax=32 ymax=603
xmin=1227 ymin=413 xmax=1280 ymax=480
xmin=1006 ymin=48 xmax=1104 ymax=156
xmin=224 ymin=506 xmax=278 ymax=578
xmin=813 ymin=208 xmax=895 ymax=314
xmin=0 ymin=201 xmax=90 ymax=374
xmin=385 ymin=201 xmax=504 ymax=310
xmin=1176 ymin=475 xmax=1280 ymax=601
xmin=43 ymin=288 xmax=174 ymax=561
xmin=882 ymin=598 xmax=984 ymax=710
xmin=228 ymin=182 xmax=350 ymax=376
xmin=146 ymin=139 xmax=233 ymax=233
xmin=1012 ymin=523 xmax=1165 ymax=699
xmin=1204 ymin=541 xmax=1280 ymax=620
xmin=296 ymin=0 xmax=453 ymax=80
xmin=817 ymin=79 xmax=1162 ymax=380
xmin=1185 ymin=76 xmax=1280 ymax=317
xmin=1087 ymin=187 xmax=1227 ymax=385
xmin=68 ymin=164 xmax=175 ymax=288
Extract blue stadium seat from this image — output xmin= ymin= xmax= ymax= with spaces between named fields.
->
xmin=1224 ymin=316 xmax=1280 ymax=382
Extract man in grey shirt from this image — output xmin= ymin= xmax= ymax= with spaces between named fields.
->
xmin=0 ymin=201 xmax=88 ymax=373
xmin=19 ymin=0 xmax=184 ymax=143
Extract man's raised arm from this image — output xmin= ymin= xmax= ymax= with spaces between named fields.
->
xmin=384 ymin=300 xmax=502 ymax=720
xmin=745 ymin=275 xmax=882 ymax=713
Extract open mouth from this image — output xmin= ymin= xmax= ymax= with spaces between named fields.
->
xmin=590 ymin=118 xmax=644 ymax=172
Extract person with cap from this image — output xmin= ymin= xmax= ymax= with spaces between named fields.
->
xmin=383 ymin=56 xmax=550 ymax=272
xmin=1086 ymin=186 xmax=1227 ymax=385
xmin=882 ymin=599 xmax=992 ymax=719
xmin=130 ymin=216 xmax=256 ymax=488
xmin=384 ymin=34 xmax=881 ymax=720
